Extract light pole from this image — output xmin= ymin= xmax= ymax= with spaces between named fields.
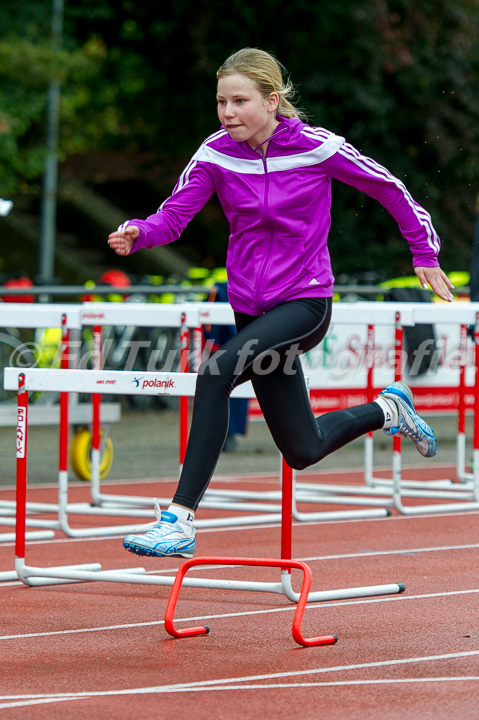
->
xmin=38 ymin=0 xmax=64 ymax=286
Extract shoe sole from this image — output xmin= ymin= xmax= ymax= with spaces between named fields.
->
xmin=123 ymin=541 xmax=194 ymax=559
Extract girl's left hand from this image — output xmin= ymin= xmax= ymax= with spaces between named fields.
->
xmin=414 ymin=266 xmax=455 ymax=302
xmin=108 ymin=225 xmax=139 ymax=256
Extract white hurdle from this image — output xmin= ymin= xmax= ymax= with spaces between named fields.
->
xmin=5 ymin=366 xmax=286 ymax=535
xmin=387 ymin=306 xmax=479 ymax=515
xmin=7 ymin=366 xmax=404 ymax=629
xmin=0 ymin=302 xmax=121 ymax=427
xmin=0 ymin=304 xmax=111 ymax=542
xmin=78 ymin=301 xmax=389 ymax=523
xmin=362 ymin=304 xmax=479 ymax=515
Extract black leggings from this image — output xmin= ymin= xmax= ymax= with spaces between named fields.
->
xmin=173 ymin=297 xmax=384 ymax=510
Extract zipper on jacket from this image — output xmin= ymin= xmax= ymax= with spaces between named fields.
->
xmin=251 ymin=124 xmax=289 ymax=312
xmin=255 ymin=152 xmax=274 ymax=312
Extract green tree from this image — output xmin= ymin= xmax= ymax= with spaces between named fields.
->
xmin=1 ymin=0 xmax=478 ymax=278
xmin=0 ymin=0 xmax=112 ymax=197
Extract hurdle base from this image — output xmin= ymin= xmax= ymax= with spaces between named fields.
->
xmin=280 ymin=570 xmax=405 ymax=603
xmin=15 ymin=558 xmax=148 ymax=587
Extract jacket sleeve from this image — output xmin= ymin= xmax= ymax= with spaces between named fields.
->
xmin=122 ymin=156 xmax=216 ymax=252
xmin=321 ymin=141 xmax=441 ymax=267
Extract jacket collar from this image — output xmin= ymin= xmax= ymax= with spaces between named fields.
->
xmin=218 ymin=116 xmax=303 ymax=157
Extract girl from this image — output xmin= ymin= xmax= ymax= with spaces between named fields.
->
xmin=109 ymin=48 xmax=453 ymax=559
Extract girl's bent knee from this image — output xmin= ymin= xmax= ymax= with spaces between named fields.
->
xmin=283 ymin=448 xmax=321 ymax=471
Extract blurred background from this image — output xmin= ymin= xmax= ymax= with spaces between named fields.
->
xmin=0 ymin=0 xmax=478 ymax=290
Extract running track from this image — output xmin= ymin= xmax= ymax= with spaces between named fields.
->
xmin=0 ymin=465 xmax=478 ymax=719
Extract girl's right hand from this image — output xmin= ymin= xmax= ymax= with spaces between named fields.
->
xmin=108 ymin=225 xmax=140 ymax=256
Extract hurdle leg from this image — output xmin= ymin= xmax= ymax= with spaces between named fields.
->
xmin=364 ymin=323 xmax=378 ymax=488
xmin=53 ymin=325 xmax=172 ymax=536
xmin=456 ymin=324 xmax=469 ymax=482
xmin=471 ymin=314 xmax=479 ymax=500
xmin=179 ymin=312 xmax=189 ymax=473
xmin=280 ymin=455 xmax=404 ymax=602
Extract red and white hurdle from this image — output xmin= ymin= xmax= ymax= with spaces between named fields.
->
xmin=79 ymin=301 xmax=390 ymax=523
xmin=5 ymin=365 xmax=407 ymax=647
xmin=363 ymin=305 xmax=479 ymax=514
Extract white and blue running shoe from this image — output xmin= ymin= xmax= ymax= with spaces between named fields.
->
xmin=379 ymin=380 xmax=437 ymax=458
xmin=123 ymin=511 xmax=196 ymax=558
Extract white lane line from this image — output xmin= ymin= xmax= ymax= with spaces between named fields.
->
xmin=0 ymin=697 xmax=87 ymax=710
xmin=3 ymin=678 xmax=479 ymax=710
xmin=300 ymin=541 xmax=479 ymax=563
xmin=0 ymin=650 xmax=478 ymax=709
xmin=4 ymin=674 xmax=479 ymax=708
xmin=1 ymin=586 xmax=479 ymax=641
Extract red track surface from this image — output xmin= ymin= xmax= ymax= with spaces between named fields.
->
xmin=1 ymin=465 xmax=479 ymax=719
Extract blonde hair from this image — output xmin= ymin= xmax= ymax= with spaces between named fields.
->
xmin=217 ymin=48 xmax=307 ymax=121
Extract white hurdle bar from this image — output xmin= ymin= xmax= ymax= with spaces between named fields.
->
xmin=9 ymin=367 xmax=404 ymax=614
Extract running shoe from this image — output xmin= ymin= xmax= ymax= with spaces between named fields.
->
xmin=123 ymin=511 xmax=196 ymax=558
xmin=379 ymin=380 xmax=437 ymax=458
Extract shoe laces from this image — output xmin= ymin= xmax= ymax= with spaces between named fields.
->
xmin=399 ymin=417 xmax=420 ymax=441
xmin=400 ymin=408 xmax=424 ymax=437
xmin=143 ymin=523 xmax=173 ymax=540
xmin=147 ymin=499 xmax=174 ymax=536
xmin=128 ymin=499 xmax=163 ymax=534
xmin=398 ymin=407 xmax=428 ymax=442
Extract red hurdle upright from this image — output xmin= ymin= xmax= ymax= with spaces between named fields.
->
xmin=15 ymin=373 xmax=28 ymax=563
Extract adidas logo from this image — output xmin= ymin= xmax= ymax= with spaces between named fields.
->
xmin=308 ymin=278 xmax=320 ymax=286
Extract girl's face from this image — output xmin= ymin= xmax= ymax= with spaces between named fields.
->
xmin=216 ymin=73 xmax=279 ymax=150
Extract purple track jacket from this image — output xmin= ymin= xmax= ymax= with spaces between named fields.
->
xmin=123 ymin=116 xmax=440 ymax=315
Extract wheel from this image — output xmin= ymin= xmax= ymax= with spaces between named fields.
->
xmin=70 ymin=427 xmax=113 ymax=481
